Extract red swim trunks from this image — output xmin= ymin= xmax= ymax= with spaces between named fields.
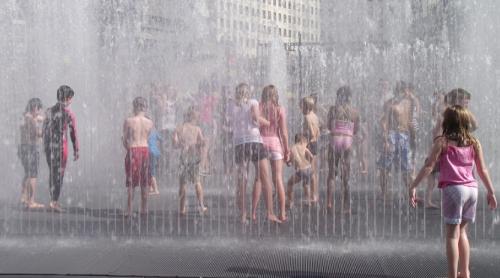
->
xmin=125 ymin=147 xmax=150 ymax=188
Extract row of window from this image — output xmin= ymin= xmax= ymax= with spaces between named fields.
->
xmin=221 ymin=0 xmax=319 ymax=17
xmin=219 ymin=17 xmax=318 ymax=40
xmin=218 ymin=5 xmax=319 ymax=30
xmin=219 ymin=31 xmax=318 ymax=50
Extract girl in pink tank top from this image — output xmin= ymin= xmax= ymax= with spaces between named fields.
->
xmin=409 ymin=104 xmax=497 ymax=278
xmin=258 ymin=85 xmax=289 ymax=221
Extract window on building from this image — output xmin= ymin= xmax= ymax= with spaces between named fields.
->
xmin=273 ymin=12 xmax=276 ymax=20
xmin=273 ymin=0 xmax=276 ymax=5
xmin=279 ymin=13 xmax=281 ymax=21
xmin=268 ymin=11 xmax=271 ymax=19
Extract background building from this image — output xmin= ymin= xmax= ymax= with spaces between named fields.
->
xmin=211 ymin=0 xmax=321 ymax=57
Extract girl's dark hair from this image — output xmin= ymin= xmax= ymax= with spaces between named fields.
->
xmin=335 ymin=86 xmax=351 ymax=106
xmin=56 ymin=85 xmax=75 ymax=101
xmin=328 ymin=86 xmax=353 ymax=126
xmin=441 ymin=105 xmax=477 ymax=147
xmin=25 ymin=98 xmax=43 ymax=114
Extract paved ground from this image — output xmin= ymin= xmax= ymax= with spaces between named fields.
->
xmin=1 ymin=188 xmax=498 ymax=241
xmin=0 ymin=185 xmax=499 ymax=277
xmin=0 ymin=237 xmax=499 ymax=278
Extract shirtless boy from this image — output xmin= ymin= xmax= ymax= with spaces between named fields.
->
xmin=172 ymin=106 xmax=208 ymax=215
xmin=286 ymin=133 xmax=314 ymax=208
xmin=122 ymin=97 xmax=153 ymax=216
xmin=300 ymin=96 xmax=320 ymax=203
xmin=378 ymin=81 xmax=414 ymax=196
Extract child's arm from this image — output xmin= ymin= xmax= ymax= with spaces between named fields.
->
xmin=278 ymin=108 xmax=290 ymax=161
xmin=305 ymin=148 xmax=314 ymax=163
xmin=474 ymin=141 xmax=497 ymax=209
xmin=197 ymin=127 xmax=206 ymax=147
xmin=409 ymin=137 xmax=444 ymax=207
xmin=304 ymin=116 xmax=314 ymax=141
xmin=172 ymin=127 xmax=181 ymax=149
xmin=122 ymin=120 xmax=129 ymax=150
xmin=353 ymin=110 xmax=360 ymax=136
xmin=251 ymin=103 xmax=270 ymax=127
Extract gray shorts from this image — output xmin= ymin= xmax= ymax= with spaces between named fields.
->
xmin=295 ymin=167 xmax=312 ymax=184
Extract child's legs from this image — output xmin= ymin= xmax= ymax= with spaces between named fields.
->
xmin=28 ymin=178 xmax=37 ymax=202
xmin=235 ymin=162 xmax=248 ymax=217
xmin=126 ymin=186 xmax=134 ymax=215
xmin=327 ymin=148 xmax=338 ymax=208
xmin=251 ymin=176 xmax=261 ymax=220
xmin=140 ymin=185 xmax=148 ymax=213
xmin=310 ymin=155 xmax=318 ymax=201
xmin=200 ymin=135 xmax=211 ymax=172
xmin=341 ymin=150 xmax=351 ymax=209
xmin=458 ymin=221 xmax=470 ymax=278
xmin=195 ymin=181 xmax=206 ymax=208
xmin=179 ymin=181 xmax=187 ymax=214
xmin=256 ymin=158 xmax=275 ymax=217
xmin=20 ymin=176 xmax=28 ymax=202
xmin=286 ymin=174 xmax=301 ymax=207
xmin=446 ymin=224 xmax=460 ymax=278
xmin=270 ymin=159 xmax=286 ymax=218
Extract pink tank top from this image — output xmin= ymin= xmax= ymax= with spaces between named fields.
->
xmin=438 ymin=143 xmax=477 ymax=188
xmin=260 ymin=105 xmax=285 ymax=153
xmin=331 ymin=120 xmax=354 ymax=136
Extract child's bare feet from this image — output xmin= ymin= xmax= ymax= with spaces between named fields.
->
xmin=251 ymin=213 xmax=257 ymax=222
xmin=28 ymin=202 xmax=45 ymax=209
xmin=267 ymin=214 xmax=282 ymax=224
xmin=425 ymin=202 xmax=439 ymax=209
xmin=149 ymin=190 xmax=160 ymax=196
xmin=279 ymin=214 xmax=288 ymax=222
xmin=49 ymin=202 xmax=62 ymax=213
xmin=199 ymin=206 xmax=208 ymax=215
xmin=179 ymin=208 xmax=187 ymax=216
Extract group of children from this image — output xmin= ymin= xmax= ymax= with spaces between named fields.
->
xmin=18 ymin=83 xmax=498 ymax=278
xmin=18 ymin=85 xmax=79 ymax=212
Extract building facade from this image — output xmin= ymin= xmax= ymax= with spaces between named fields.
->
xmin=211 ymin=0 xmax=321 ymax=57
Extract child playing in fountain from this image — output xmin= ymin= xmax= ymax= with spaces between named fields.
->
xmin=409 ymin=105 xmax=497 ymax=278
xmin=43 ymin=85 xmax=79 ymax=212
xmin=148 ymin=125 xmax=162 ymax=195
xmin=19 ymin=98 xmax=45 ymax=209
xmin=300 ymin=96 xmax=320 ymax=204
xmin=172 ymin=106 xmax=208 ymax=215
xmin=286 ymin=133 xmax=313 ymax=209
xmin=122 ymin=97 xmax=153 ymax=216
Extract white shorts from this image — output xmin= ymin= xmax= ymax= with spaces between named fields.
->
xmin=268 ymin=151 xmax=283 ymax=161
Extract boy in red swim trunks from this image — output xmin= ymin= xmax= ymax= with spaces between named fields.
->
xmin=122 ymin=97 xmax=153 ymax=216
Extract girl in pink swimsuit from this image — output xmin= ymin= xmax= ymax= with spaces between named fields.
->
xmin=326 ymin=86 xmax=359 ymax=212
xmin=409 ymin=105 xmax=497 ymax=278
xmin=259 ymin=85 xmax=289 ymax=221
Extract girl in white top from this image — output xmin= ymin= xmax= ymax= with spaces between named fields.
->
xmin=228 ymin=83 xmax=281 ymax=224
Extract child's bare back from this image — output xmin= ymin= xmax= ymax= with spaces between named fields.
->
xmin=174 ymin=122 xmax=204 ymax=152
xmin=303 ymin=112 xmax=320 ymax=143
xmin=123 ymin=115 xmax=153 ymax=148
xmin=290 ymin=143 xmax=312 ymax=171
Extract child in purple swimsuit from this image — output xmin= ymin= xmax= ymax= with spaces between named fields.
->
xmin=409 ymin=105 xmax=497 ymax=278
